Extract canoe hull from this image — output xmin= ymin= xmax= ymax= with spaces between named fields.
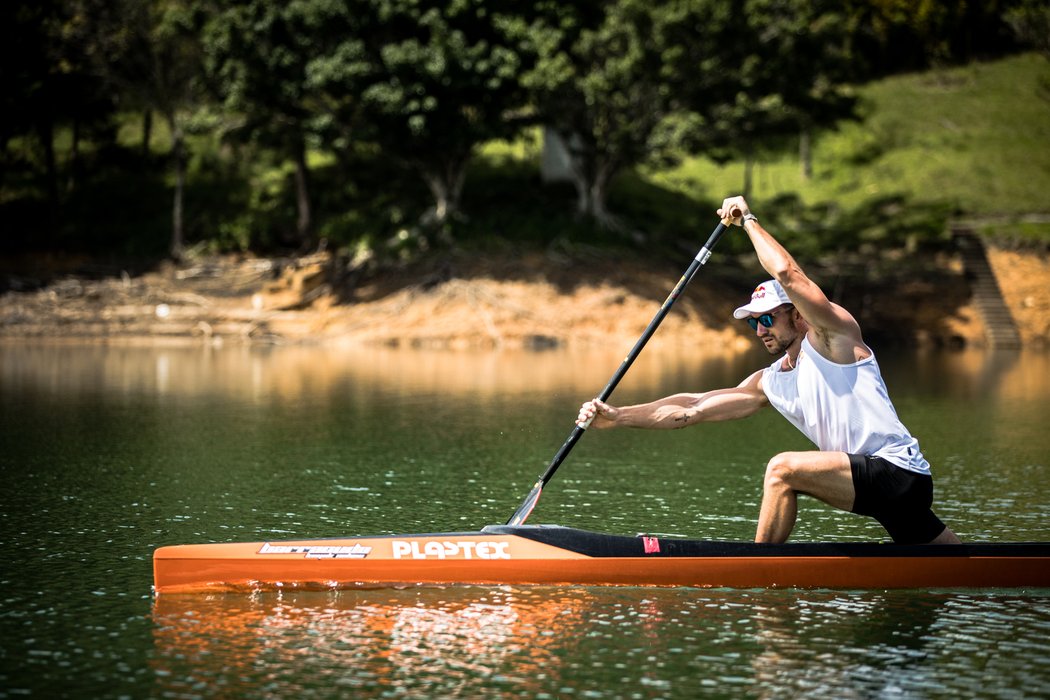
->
xmin=152 ymin=525 xmax=1050 ymax=593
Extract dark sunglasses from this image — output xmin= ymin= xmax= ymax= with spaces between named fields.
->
xmin=746 ymin=307 xmax=791 ymax=331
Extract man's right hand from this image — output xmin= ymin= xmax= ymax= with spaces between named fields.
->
xmin=718 ymin=195 xmax=751 ymax=225
xmin=577 ymin=399 xmax=619 ymax=429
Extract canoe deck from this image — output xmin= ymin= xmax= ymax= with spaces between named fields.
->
xmin=152 ymin=524 xmax=1050 ymax=594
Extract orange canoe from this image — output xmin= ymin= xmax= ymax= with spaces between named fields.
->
xmin=152 ymin=525 xmax=1050 ymax=594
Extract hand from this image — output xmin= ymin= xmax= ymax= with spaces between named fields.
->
xmin=717 ymin=195 xmax=750 ymax=226
xmin=577 ymin=398 xmax=619 ymax=429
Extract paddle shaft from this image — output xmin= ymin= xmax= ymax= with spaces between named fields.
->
xmin=506 ymin=217 xmax=734 ymax=525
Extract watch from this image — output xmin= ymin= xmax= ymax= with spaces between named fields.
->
xmin=743 ymin=213 xmax=759 ymax=224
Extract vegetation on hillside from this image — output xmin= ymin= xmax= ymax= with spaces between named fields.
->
xmin=1 ymin=0 xmax=1047 ymax=271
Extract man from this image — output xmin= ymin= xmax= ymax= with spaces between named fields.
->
xmin=577 ymin=195 xmax=960 ymax=545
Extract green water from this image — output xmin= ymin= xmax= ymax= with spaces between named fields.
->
xmin=1 ymin=343 xmax=1048 ymax=698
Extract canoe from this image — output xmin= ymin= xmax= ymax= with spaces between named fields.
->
xmin=152 ymin=524 xmax=1050 ymax=593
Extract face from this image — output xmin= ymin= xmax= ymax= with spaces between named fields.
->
xmin=747 ymin=305 xmax=800 ymax=355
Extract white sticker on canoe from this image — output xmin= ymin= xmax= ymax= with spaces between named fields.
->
xmin=391 ymin=540 xmax=510 ymax=560
xmin=258 ymin=543 xmax=373 ymax=559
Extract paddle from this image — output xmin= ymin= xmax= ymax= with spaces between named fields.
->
xmin=506 ymin=212 xmax=738 ymax=526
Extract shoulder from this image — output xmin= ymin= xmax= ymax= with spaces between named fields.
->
xmin=741 ymin=368 xmax=768 ymax=394
xmin=778 ymin=274 xmax=869 ymax=363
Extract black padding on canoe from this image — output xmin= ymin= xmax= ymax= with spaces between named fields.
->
xmin=480 ymin=524 xmax=1050 ymax=559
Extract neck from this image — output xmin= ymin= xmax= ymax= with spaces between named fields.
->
xmin=783 ymin=336 xmax=804 ymax=369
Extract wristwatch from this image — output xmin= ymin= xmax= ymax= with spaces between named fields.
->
xmin=742 ymin=213 xmax=759 ymax=224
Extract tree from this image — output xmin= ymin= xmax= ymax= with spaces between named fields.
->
xmin=314 ymin=0 xmax=537 ymax=237
xmin=0 ymin=0 xmax=114 ymax=206
xmin=81 ymin=0 xmax=207 ymax=260
xmin=525 ymin=0 xmax=739 ymax=229
xmin=1005 ymin=0 xmax=1050 ymax=60
xmin=711 ymin=0 xmax=859 ymax=188
xmin=203 ymin=0 xmax=341 ymax=249
xmin=843 ymin=0 xmax=1022 ymax=78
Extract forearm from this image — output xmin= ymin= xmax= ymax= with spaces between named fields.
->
xmin=742 ymin=218 xmax=802 ymax=284
xmin=616 ymin=389 xmax=766 ymax=430
xmin=614 ymin=394 xmax=702 ymax=430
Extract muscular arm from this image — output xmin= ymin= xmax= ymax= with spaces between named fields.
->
xmin=720 ymin=196 xmax=870 ymax=363
xmin=578 ymin=370 xmax=768 ymax=430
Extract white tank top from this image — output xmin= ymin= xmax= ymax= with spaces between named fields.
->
xmin=761 ymin=336 xmax=930 ymax=474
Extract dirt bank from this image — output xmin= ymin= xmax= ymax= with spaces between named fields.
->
xmin=0 ymin=245 xmax=1047 ymax=350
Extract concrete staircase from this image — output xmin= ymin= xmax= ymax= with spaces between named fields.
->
xmin=953 ymin=227 xmax=1021 ymax=349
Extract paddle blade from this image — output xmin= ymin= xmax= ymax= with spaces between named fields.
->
xmin=506 ymin=480 xmax=543 ymax=526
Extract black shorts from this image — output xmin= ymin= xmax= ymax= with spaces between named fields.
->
xmin=849 ymin=454 xmax=947 ymax=544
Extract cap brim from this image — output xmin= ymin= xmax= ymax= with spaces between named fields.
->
xmin=732 ymin=300 xmax=782 ymax=319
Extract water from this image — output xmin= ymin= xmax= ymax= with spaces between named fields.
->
xmin=1 ymin=342 xmax=1049 ymax=698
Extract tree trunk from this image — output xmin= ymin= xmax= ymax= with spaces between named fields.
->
xmin=743 ymin=150 xmax=754 ymax=199
xmin=169 ymin=116 xmax=185 ymax=260
xmin=38 ymin=119 xmax=58 ymax=205
xmin=293 ymin=136 xmax=312 ymax=248
xmin=589 ymin=158 xmax=622 ymax=231
xmin=422 ymin=171 xmax=451 ymax=224
xmin=563 ymin=132 xmax=592 ymax=218
xmin=420 ymin=153 xmax=469 ymax=227
xmin=565 ymin=147 xmax=622 ymax=231
xmin=142 ymin=110 xmax=153 ymax=160
xmin=800 ymin=128 xmax=812 ymax=180
xmin=67 ymin=118 xmax=80 ymax=192
xmin=570 ymin=168 xmax=591 ymax=217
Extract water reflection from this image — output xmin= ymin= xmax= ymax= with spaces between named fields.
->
xmin=750 ymin=593 xmax=946 ymax=698
xmin=908 ymin=348 xmax=1049 ymax=402
xmin=151 ymin=587 xmax=1050 ymax=698
xmin=152 ymin=587 xmax=597 ymax=696
xmin=0 ymin=342 xmax=759 ymax=402
xmin=4 ymin=342 xmax=1048 ymax=405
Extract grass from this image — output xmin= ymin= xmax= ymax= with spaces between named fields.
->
xmin=653 ymin=53 xmax=1050 ymax=244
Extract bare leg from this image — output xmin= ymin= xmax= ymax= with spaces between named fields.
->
xmin=755 ymin=451 xmax=855 ymax=544
xmin=755 ymin=473 xmax=797 ymax=544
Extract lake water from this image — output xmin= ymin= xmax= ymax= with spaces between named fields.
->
xmin=1 ymin=342 xmax=1048 ymax=698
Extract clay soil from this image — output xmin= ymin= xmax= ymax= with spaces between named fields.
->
xmin=1 ymin=245 xmax=1047 ymax=350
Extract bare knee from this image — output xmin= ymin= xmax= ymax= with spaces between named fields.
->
xmin=764 ymin=453 xmax=801 ymax=491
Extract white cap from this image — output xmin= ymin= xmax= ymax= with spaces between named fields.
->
xmin=732 ymin=280 xmax=793 ymax=319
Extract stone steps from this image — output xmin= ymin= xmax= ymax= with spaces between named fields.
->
xmin=953 ymin=227 xmax=1021 ymax=349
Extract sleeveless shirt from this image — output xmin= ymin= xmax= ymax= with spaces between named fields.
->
xmin=760 ymin=336 xmax=930 ymax=475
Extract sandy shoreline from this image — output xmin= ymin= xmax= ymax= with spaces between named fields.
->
xmin=1 ymin=246 xmax=1047 ymax=350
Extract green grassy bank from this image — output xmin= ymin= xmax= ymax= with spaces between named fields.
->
xmin=650 ymin=52 xmax=1050 ymax=247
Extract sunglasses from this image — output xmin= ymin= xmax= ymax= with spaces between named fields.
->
xmin=746 ymin=307 xmax=791 ymax=331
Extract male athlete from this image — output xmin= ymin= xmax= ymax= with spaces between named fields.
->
xmin=577 ymin=195 xmax=961 ymax=544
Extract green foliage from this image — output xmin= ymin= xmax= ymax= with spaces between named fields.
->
xmin=659 ymin=53 xmax=1050 ymax=248
xmin=305 ymin=0 xmax=540 ymax=234
xmin=1 ymin=0 xmax=1046 ymax=266
xmin=1005 ymin=0 xmax=1050 ymax=59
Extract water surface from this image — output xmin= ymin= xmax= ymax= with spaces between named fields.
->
xmin=1 ymin=343 xmax=1048 ymax=697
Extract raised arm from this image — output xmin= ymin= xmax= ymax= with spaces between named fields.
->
xmin=718 ymin=196 xmax=869 ymax=363
xmin=577 ymin=370 xmax=768 ymax=430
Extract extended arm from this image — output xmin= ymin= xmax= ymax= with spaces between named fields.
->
xmin=577 ymin=370 xmax=768 ymax=430
xmin=718 ymin=196 xmax=869 ymax=363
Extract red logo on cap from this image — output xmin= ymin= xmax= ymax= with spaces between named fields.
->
xmin=751 ymin=285 xmax=768 ymax=300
